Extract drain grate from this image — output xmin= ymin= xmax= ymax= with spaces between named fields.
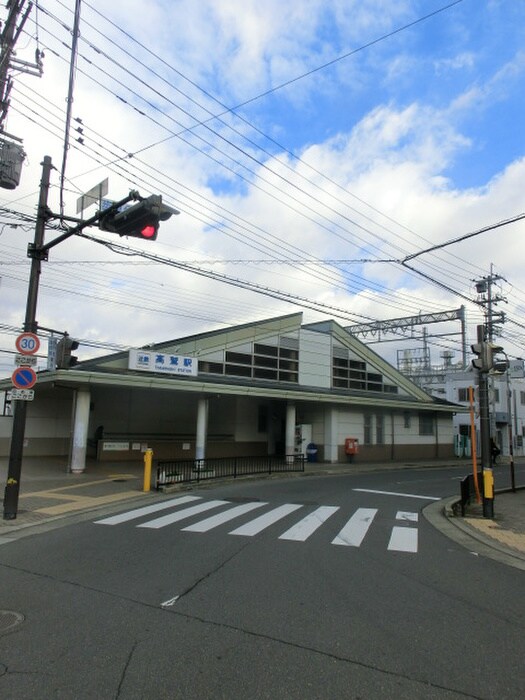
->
xmin=0 ymin=610 xmax=25 ymax=636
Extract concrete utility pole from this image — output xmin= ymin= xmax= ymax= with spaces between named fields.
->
xmin=3 ymin=155 xmax=52 ymax=520
xmin=0 ymin=0 xmax=43 ymax=134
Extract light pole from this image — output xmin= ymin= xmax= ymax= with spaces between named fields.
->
xmin=3 ymin=155 xmax=52 ymax=519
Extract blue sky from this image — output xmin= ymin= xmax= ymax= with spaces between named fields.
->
xmin=1 ymin=0 xmax=525 ymax=373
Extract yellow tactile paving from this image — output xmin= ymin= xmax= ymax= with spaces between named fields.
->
xmin=20 ymin=477 xmax=138 ymax=497
xmin=465 ymin=518 xmax=525 ymax=554
xmin=34 ymin=491 xmax=143 ymax=516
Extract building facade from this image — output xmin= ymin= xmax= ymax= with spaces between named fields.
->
xmin=0 ymin=314 xmax=461 ymax=472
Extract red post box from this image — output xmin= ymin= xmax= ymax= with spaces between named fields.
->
xmin=344 ymin=437 xmax=359 ymax=455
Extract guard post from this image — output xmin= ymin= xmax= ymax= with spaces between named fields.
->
xmin=143 ymin=448 xmax=153 ymax=492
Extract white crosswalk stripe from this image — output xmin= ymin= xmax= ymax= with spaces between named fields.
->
xmin=137 ymin=500 xmax=230 ymax=529
xmin=229 ymin=503 xmax=303 ymax=536
xmin=182 ymin=501 xmax=267 ymax=532
xmin=388 ymin=526 xmax=418 ymax=552
xmin=332 ymin=508 xmax=378 ymax=547
xmin=94 ymin=499 xmax=420 ymax=553
xmin=94 ymin=496 xmax=202 ymax=525
xmin=279 ymin=505 xmax=340 ymax=542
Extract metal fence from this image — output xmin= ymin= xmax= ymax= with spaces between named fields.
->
xmin=156 ymin=455 xmax=305 ymax=489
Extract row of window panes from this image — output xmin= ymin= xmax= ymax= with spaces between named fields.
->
xmin=254 ymin=343 xmax=299 ymax=360
xmin=363 ymin=412 xmax=434 ymax=444
xmin=199 ymin=358 xmax=298 ymax=382
xmin=333 ymin=378 xmax=398 ymax=393
xmin=222 ymin=364 xmax=298 ymax=382
xmin=333 ymin=357 xmax=366 ymax=371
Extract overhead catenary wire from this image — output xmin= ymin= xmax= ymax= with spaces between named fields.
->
xmin=5 ymin=0 xmax=524 ymax=360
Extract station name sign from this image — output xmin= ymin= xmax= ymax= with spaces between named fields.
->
xmin=128 ymin=349 xmax=198 ymax=377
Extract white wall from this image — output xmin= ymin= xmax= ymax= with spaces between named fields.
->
xmin=299 ymin=329 xmax=331 ymax=388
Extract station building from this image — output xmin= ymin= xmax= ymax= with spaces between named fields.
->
xmin=0 ymin=313 xmax=460 ymax=472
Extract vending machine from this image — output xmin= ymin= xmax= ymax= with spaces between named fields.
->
xmin=294 ymin=424 xmax=312 ymax=456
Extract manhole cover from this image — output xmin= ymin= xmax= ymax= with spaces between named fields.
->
xmin=0 ymin=610 xmax=25 ymax=635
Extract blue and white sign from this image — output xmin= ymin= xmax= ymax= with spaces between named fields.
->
xmin=128 ymin=349 xmax=198 ymax=377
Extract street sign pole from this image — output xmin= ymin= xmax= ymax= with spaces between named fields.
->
xmin=3 ymin=155 xmax=52 ymax=520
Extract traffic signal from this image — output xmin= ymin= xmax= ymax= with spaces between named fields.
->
xmin=56 ymin=335 xmax=79 ymax=369
xmin=471 ymin=342 xmax=487 ymax=372
xmin=487 ymin=343 xmax=509 ymax=374
xmin=98 ymin=195 xmax=179 ymax=240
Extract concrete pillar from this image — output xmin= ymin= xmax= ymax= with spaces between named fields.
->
xmin=69 ymin=388 xmax=91 ymax=474
xmin=195 ymin=396 xmax=208 ymax=461
xmin=324 ymin=407 xmax=339 ymax=463
xmin=285 ymin=402 xmax=296 ymax=461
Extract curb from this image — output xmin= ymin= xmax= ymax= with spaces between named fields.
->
xmin=423 ymin=495 xmax=525 ymax=571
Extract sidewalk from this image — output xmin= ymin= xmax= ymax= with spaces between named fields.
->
xmin=0 ymin=457 xmax=524 ymax=569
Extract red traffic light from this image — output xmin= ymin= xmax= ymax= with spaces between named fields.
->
xmin=99 ymin=194 xmax=179 ymax=240
xmin=140 ymin=224 xmax=157 ymax=239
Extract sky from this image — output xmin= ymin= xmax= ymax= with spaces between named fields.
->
xmin=1 ymin=0 xmax=525 ymax=378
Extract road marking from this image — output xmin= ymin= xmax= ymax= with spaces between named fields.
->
xmin=137 ymin=500 xmax=230 ymax=529
xmin=182 ymin=502 xmax=267 ymax=532
xmin=388 ymin=526 xmax=418 ymax=553
xmin=353 ymin=488 xmax=440 ymax=501
xmin=161 ymin=596 xmax=179 ymax=607
xmin=396 ymin=511 xmax=419 ymax=522
xmin=332 ymin=508 xmax=377 ymax=547
xmin=95 ymin=495 xmax=202 ymax=525
xmin=279 ymin=506 xmax=340 ymax=542
xmin=93 ymin=500 xmax=421 ymax=555
xmin=229 ymin=504 xmax=303 ymax=536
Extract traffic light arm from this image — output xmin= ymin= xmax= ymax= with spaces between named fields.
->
xmin=33 ymin=191 xmax=140 ymax=258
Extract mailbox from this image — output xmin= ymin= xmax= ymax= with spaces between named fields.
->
xmin=344 ymin=437 xmax=359 ymax=455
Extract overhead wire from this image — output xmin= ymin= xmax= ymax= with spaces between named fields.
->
xmin=31 ymin=3 xmax=486 ymax=294
xmin=7 ymin=2 xmax=520 ymax=356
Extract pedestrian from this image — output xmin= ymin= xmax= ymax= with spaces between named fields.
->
xmin=490 ymin=438 xmax=500 ymax=466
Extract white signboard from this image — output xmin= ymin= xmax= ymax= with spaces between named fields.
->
xmin=10 ymin=389 xmax=35 ymax=401
xmin=128 ymin=349 xmax=198 ymax=377
xmin=509 ymin=359 xmax=525 ymax=378
xmin=102 ymin=442 xmax=129 ymax=451
xmin=15 ymin=354 xmax=38 ymax=367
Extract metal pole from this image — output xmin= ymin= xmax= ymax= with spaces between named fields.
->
xmin=507 ymin=372 xmax=516 ymax=492
xmin=3 ymin=156 xmax=52 ymax=520
xmin=475 ymin=324 xmax=494 ymax=519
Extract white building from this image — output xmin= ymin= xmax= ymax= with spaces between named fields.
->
xmin=403 ymin=363 xmax=525 ymax=459
xmin=0 ymin=313 xmax=462 ymax=472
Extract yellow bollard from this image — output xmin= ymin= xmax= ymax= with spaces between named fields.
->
xmin=483 ymin=468 xmax=494 ymax=500
xmin=143 ymin=448 xmax=153 ymax=492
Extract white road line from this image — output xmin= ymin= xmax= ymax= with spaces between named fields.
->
xmin=161 ymin=596 xmax=180 ymax=607
xmin=229 ymin=504 xmax=303 ymax=536
xmin=137 ymin=500 xmax=230 ymax=529
xmin=396 ymin=511 xmax=419 ymax=522
xmin=94 ymin=495 xmax=202 ymax=525
xmin=279 ymin=506 xmax=340 ymax=542
xmin=353 ymin=488 xmax=440 ymax=501
xmin=388 ymin=526 xmax=418 ymax=553
xmin=332 ymin=508 xmax=377 ymax=547
xmin=182 ymin=502 xmax=267 ymax=532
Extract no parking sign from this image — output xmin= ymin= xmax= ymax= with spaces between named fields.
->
xmin=12 ymin=366 xmax=37 ymax=390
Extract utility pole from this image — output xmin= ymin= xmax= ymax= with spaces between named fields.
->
xmin=471 ymin=325 xmax=494 ymax=518
xmin=2 ymin=157 xmax=177 ymax=518
xmin=474 ymin=267 xmax=507 ymax=456
xmin=3 ymin=155 xmax=52 ymax=520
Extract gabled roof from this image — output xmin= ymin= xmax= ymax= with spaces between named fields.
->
xmin=78 ymin=313 xmax=302 ymax=372
xmin=10 ymin=313 xmax=460 ymax=412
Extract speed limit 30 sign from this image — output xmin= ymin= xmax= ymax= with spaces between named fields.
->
xmin=15 ymin=332 xmax=40 ymax=355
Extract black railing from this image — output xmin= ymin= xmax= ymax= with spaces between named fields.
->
xmin=156 ymin=455 xmax=305 ymax=489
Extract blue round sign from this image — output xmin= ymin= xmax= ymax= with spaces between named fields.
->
xmin=12 ymin=366 xmax=37 ymax=389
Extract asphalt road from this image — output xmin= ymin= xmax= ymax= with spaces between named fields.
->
xmin=0 ymin=466 xmax=524 ymax=699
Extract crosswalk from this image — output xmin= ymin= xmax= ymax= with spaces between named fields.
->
xmin=94 ymin=496 xmax=420 ymax=553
